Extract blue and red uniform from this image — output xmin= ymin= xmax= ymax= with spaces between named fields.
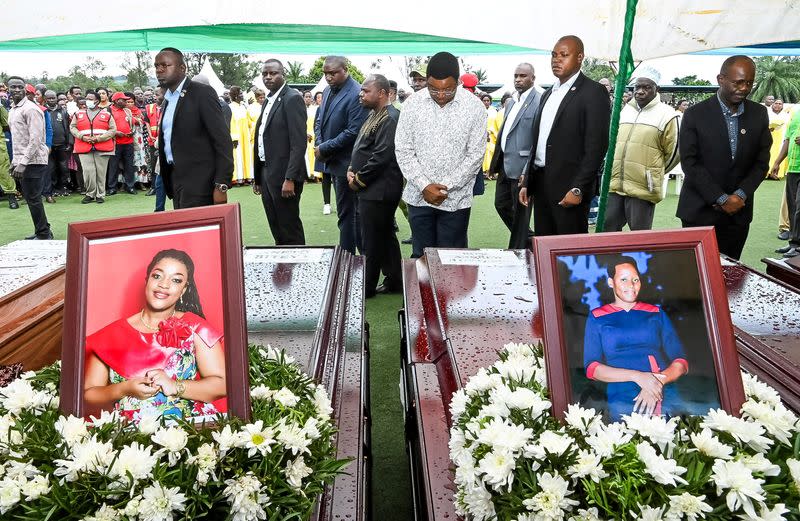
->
xmin=583 ymin=302 xmax=688 ymax=421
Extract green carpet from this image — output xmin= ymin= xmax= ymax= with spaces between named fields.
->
xmin=0 ymin=178 xmax=788 ymax=519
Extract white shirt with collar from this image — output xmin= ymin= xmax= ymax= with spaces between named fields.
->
xmin=534 ymin=72 xmax=580 ymax=168
xmin=500 ymin=86 xmax=534 ymax=152
xmin=258 ymin=82 xmax=287 ymax=162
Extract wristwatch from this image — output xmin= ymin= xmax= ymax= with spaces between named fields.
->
xmin=570 ymin=188 xmax=583 ymax=197
xmin=214 ymin=183 xmax=229 ymax=193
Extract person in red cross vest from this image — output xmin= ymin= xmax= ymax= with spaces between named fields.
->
xmin=107 ymin=91 xmax=137 ymax=195
xmin=70 ymin=91 xmax=117 ymax=203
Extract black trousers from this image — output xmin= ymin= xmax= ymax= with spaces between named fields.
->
xmin=107 ymin=143 xmax=135 ymax=191
xmin=604 ymin=192 xmax=656 ymax=231
xmin=260 ymin=177 xmax=305 ymax=246
xmin=786 ymin=172 xmax=800 ymax=248
xmin=20 ymin=164 xmax=51 ymax=238
xmin=359 ymin=197 xmax=402 ymax=295
xmin=494 ymin=169 xmax=533 ymax=249
xmin=172 ymin=182 xmax=213 ymax=209
xmin=408 ymin=204 xmax=471 ymax=258
xmin=48 ymin=145 xmax=72 ymax=192
xmin=332 ymin=174 xmax=362 ymax=254
xmin=530 ymin=167 xmax=590 ymax=236
xmin=681 ymin=218 xmax=749 ymax=260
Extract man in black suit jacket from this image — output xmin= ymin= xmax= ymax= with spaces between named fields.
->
xmin=253 ymin=59 xmax=308 ymax=245
xmin=677 ymin=56 xmax=770 ymax=260
xmin=155 ymin=48 xmax=233 ymax=209
xmin=314 ymin=56 xmax=369 ymax=254
xmin=347 ymin=75 xmax=404 ymax=297
xmin=520 ymin=36 xmax=611 ymax=236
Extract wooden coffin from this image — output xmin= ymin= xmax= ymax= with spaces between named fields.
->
xmin=401 ymin=248 xmax=800 ymax=521
xmin=762 ymin=257 xmax=800 ymax=291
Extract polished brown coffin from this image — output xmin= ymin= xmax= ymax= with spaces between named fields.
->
xmin=401 ymin=248 xmax=800 ymax=521
xmin=763 ymin=256 xmax=800 ymax=291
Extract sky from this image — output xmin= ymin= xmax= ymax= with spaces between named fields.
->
xmin=0 ymin=51 xmax=728 ymax=90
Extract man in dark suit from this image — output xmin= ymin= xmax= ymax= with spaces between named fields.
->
xmin=252 ymin=59 xmax=308 ymax=245
xmin=677 ymin=55 xmax=771 ymax=260
xmin=314 ymin=56 xmax=369 ymax=254
xmin=491 ymin=63 xmax=541 ymax=248
xmin=155 ymin=47 xmax=233 ymax=209
xmin=347 ymin=75 xmax=403 ymax=297
xmin=519 ymin=35 xmax=611 ymax=236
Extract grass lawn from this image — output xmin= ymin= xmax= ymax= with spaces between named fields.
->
xmin=0 ymin=178 xmax=788 ymax=519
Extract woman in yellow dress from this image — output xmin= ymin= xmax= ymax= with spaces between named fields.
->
xmin=247 ymin=88 xmax=265 ymax=149
xmin=229 ymin=86 xmax=253 ymax=184
xmin=481 ymin=93 xmax=502 ymax=179
xmin=304 ymin=91 xmax=320 ymax=181
xmin=768 ymin=99 xmax=790 ymax=180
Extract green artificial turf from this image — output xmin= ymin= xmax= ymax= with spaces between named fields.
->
xmin=0 ymin=178 xmax=788 ymax=519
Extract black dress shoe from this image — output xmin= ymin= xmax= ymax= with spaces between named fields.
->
xmin=45 ymin=195 xmax=55 ymax=203
xmin=106 ymin=189 xmax=117 ymax=196
xmin=7 ymin=195 xmax=18 ymax=209
xmin=375 ymin=283 xmax=401 ymax=295
xmin=25 ymin=234 xmax=36 ymax=240
xmin=145 ymin=187 xmax=156 ymax=196
xmin=784 ymin=248 xmax=800 ymax=258
xmin=81 ymin=196 xmax=94 ymax=204
xmin=124 ymin=187 xmax=136 ymax=194
xmin=401 ymin=237 xmax=413 ymax=245
xmin=776 ymin=245 xmax=793 ymax=254
xmin=778 ymin=230 xmax=790 ymax=241
xmin=33 ymin=233 xmax=54 ymax=240
xmin=96 ymin=197 xmax=105 ymax=204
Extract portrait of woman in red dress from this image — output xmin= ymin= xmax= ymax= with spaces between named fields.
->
xmin=84 ymin=249 xmax=227 ymax=423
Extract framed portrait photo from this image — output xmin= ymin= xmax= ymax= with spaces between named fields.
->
xmin=59 ymin=204 xmax=250 ymax=423
xmin=533 ymin=227 xmax=745 ymax=423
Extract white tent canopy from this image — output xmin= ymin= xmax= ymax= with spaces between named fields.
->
xmin=198 ymin=59 xmax=226 ymax=96
xmin=2 ymin=0 xmax=799 ymax=61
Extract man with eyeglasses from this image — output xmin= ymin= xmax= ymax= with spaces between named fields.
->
xmin=676 ymin=55 xmax=771 ymax=260
xmin=395 ymin=51 xmax=487 ymax=258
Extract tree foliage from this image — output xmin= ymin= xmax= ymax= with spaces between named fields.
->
xmin=285 ymin=61 xmax=306 ymax=83
xmin=182 ymin=53 xmax=262 ymax=88
xmin=307 ymin=56 xmax=365 ymax=84
xmin=122 ymin=51 xmax=153 ymax=90
xmin=4 ymin=57 xmax=122 ymax=94
xmin=671 ymin=74 xmax=714 ymax=105
xmin=751 ymin=56 xmax=800 ymax=104
xmin=582 ymin=58 xmax=617 ymax=83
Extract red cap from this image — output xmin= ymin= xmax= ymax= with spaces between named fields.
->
xmin=111 ymin=92 xmax=130 ymax=102
xmin=24 ymin=84 xmax=36 ymax=94
xmin=460 ymin=73 xmax=479 ymax=91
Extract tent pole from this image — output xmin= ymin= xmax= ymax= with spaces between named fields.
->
xmin=595 ymin=0 xmax=639 ymax=232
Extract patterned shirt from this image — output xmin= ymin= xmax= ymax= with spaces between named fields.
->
xmin=395 ymin=87 xmax=487 ymax=211
xmin=8 ymin=96 xmax=48 ymax=166
xmin=715 ymin=92 xmax=748 ymax=204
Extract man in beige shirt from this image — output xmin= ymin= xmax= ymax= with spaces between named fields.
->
xmin=8 ymin=76 xmax=51 ymax=239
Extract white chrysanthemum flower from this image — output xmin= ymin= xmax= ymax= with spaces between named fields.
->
xmin=530 ymin=430 xmax=574 ymax=459
xmin=567 ymin=449 xmax=607 ymax=483
xmin=741 ymin=373 xmax=782 ymax=406
xmin=586 ymin=423 xmax=632 ymax=458
xmin=109 ymin=442 xmax=159 ymax=484
xmin=503 ymin=342 xmax=536 ymax=358
xmin=137 ymin=414 xmax=160 ymax=435
xmin=0 ymin=414 xmax=23 ymax=450
xmin=477 ymin=417 xmax=533 ymax=454
xmin=465 ymin=368 xmax=497 ymax=396
xmin=272 ymin=387 xmax=300 ymax=407
xmin=0 ymin=479 xmax=22 ymax=515
xmin=450 ymin=390 xmax=470 ymax=420
xmin=138 ymin=482 xmax=187 ymax=521
xmin=701 ymin=409 xmax=772 ymax=453
xmin=633 ymin=504 xmax=666 ymax=521
xmin=285 ymin=456 xmax=313 ymax=490
xmin=741 ymin=400 xmax=797 ymax=446
xmin=301 ymin=417 xmax=321 ymax=440
xmin=478 ymin=448 xmax=516 ymax=491
xmin=737 ymin=502 xmax=789 ymax=521
xmin=250 ymin=385 xmax=274 ymax=400
xmin=522 ymin=472 xmax=578 ymax=520
xmin=568 ymin=507 xmax=603 ymax=521
xmin=636 ymin=442 xmax=687 ymax=486
xmin=711 ymin=459 xmax=765 ymax=518
xmin=259 ymin=344 xmax=295 ymax=364
xmin=151 ymin=426 xmax=189 ymax=466
xmin=564 ymin=404 xmax=601 ymax=435
xmin=88 ymin=410 xmax=120 ymax=428
xmin=53 ymin=435 xmax=115 ymax=482
xmin=276 ymin=419 xmax=311 ymax=456
xmin=80 ymin=504 xmax=120 ymax=521
xmin=224 ymin=472 xmax=270 ymax=521
xmin=495 ymin=356 xmax=539 ymax=383
xmin=666 ymin=492 xmax=712 ymax=520
xmin=4 ymin=461 xmax=37 ymax=481
xmin=450 ymin=429 xmax=474 ymax=468
xmin=313 ymin=385 xmax=333 ymax=419
xmin=460 ymin=482 xmax=495 ymax=521
xmin=238 ymin=420 xmax=276 ymax=457
xmin=738 ymin=453 xmax=780 ymax=477
xmin=623 ymin=414 xmax=678 ymax=450
xmin=689 ymin=428 xmax=733 ymax=460
xmin=212 ymin=424 xmax=238 ymax=456
xmin=22 ymin=474 xmax=50 ymax=500
xmin=505 ymin=387 xmax=551 ymax=416
xmin=0 ymin=379 xmax=51 ymax=416
xmin=123 ymin=497 xmax=141 ymax=517
xmin=786 ymin=458 xmax=800 ymax=490
xmin=188 ymin=443 xmax=218 ymax=485
xmin=454 ymin=452 xmax=480 ymax=487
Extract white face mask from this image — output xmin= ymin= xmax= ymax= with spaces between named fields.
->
xmin=85 ymin=100 xmax=96 ymax=109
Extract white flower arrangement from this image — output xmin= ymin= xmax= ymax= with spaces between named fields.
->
xmin=0 ymin=345 xmax=347 ymax=519
xmin=450 ymin=343 xmax=800 ymax=520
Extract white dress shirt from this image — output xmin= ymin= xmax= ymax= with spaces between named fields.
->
xmin=500 ymin=86 xmax=534 ymax=152
xmin=534 ymin=72 xmax=580 ymax=168
xmin=258 ymin=83 xmax=287 ymax=161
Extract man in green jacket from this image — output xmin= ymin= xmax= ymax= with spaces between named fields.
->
xmin=771 ymin=108 xmax=800 ymax=257
xmin=606 ymin=67 xmax=679 ymax=231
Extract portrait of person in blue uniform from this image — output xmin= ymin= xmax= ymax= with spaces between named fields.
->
xmin=557 ymin=250 xmax=721 ymax=423
xmin=583 ymin=256 xmax=688 ymax=421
